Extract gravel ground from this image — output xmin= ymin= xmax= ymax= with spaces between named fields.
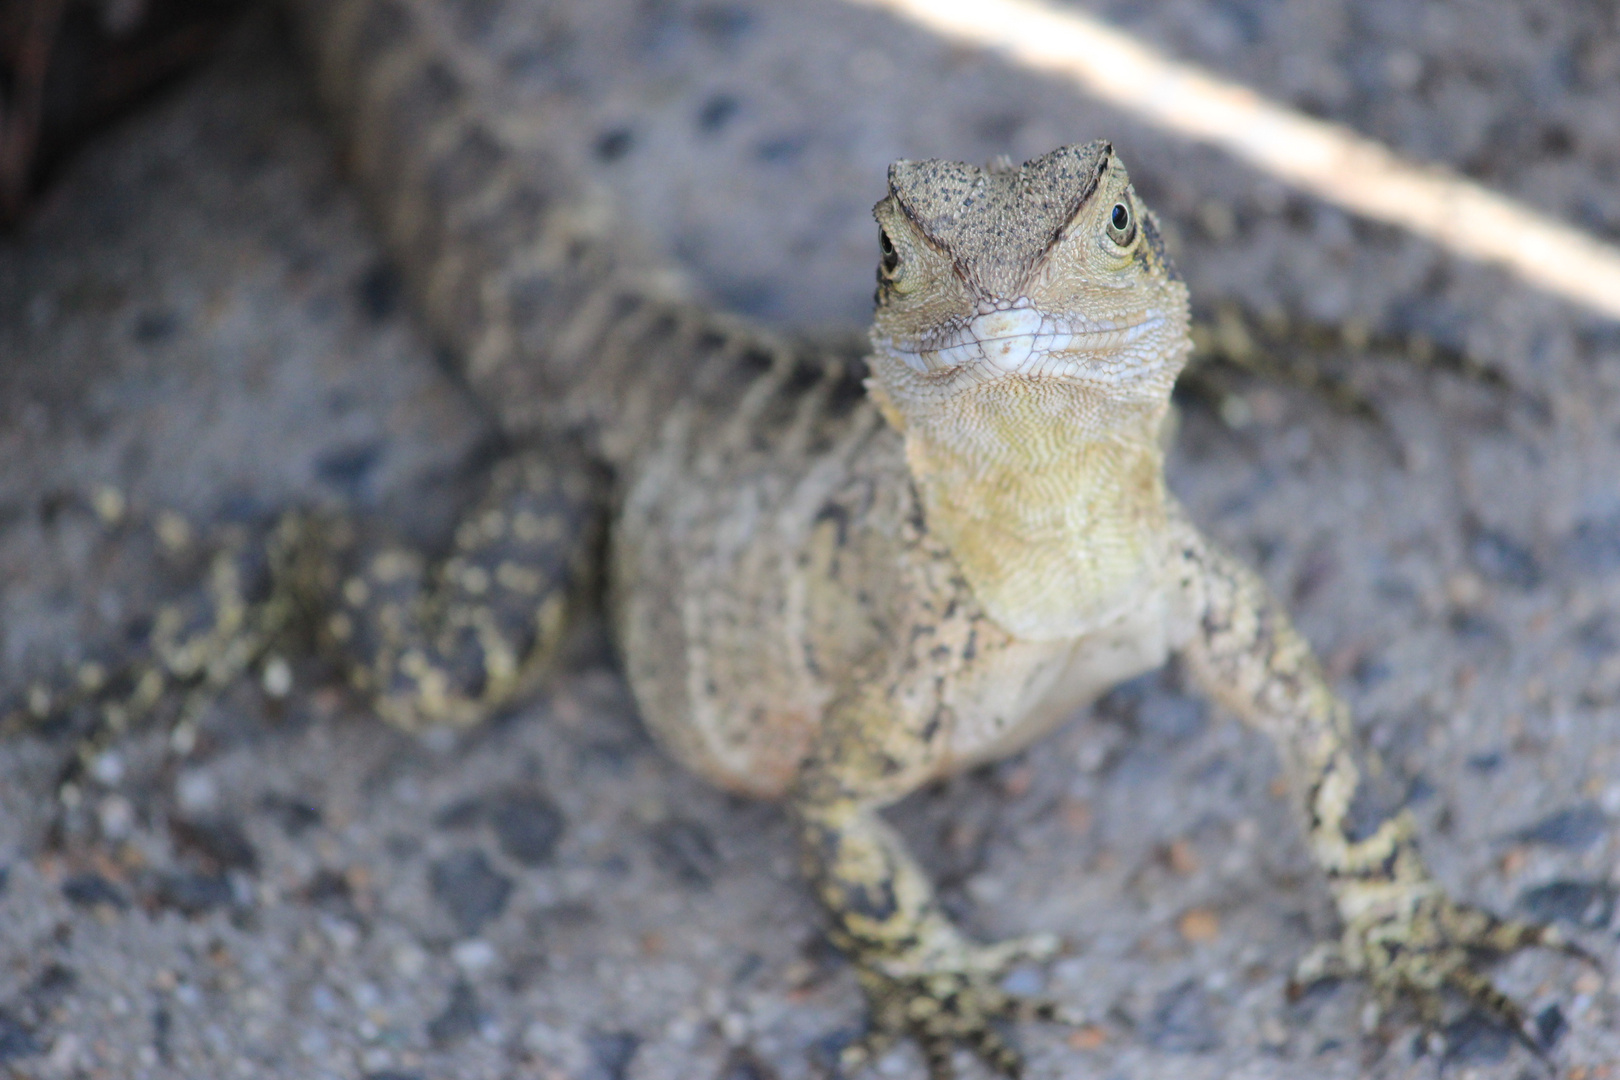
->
xmin=1 ymin=3 xmax=1618 ymax=1079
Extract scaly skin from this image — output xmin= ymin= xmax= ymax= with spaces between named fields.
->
xmin=622 ymin=141 xmax=1580 ymax=1073
xmin=3 ymin=2 xmax=1581 ymax=1076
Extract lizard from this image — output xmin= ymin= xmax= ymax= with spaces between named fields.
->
xmin=1 ymin=0 xmax=1587 ymax=1075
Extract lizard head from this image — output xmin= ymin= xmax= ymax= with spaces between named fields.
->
xmin=866 ymin=141 xmax=1190 ymax=443
xmin=864 ymin=143 xmax=1193 ymax=639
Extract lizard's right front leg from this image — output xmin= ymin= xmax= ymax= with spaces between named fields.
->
xmin=796 ymin=738 xmax=1066 ymax=1078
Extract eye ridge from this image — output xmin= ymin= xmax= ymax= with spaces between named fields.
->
xmin=1107 ymin=201 xmax=1136 ymax=247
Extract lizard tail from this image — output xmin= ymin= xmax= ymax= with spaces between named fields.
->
xmin=287 ymin=0 xmax=816 ymax=466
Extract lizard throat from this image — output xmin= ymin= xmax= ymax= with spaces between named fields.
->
xmin=897 ymin=383 xmax=1173 ymax=642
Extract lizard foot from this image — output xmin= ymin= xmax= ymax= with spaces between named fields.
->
xmin=840 ymin=933 xmax=1076 ymax=1079
xmin=1292 ymin=889 xmax=1596 ymax=1053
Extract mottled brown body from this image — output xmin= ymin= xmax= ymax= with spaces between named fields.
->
xmin=615 ymin=381 xmax=1188 ymax=802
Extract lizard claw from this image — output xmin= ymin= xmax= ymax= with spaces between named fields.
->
xmin=1308 ymin=890 xmax=1592 ymax=1053
xmin=840 ymin=935 xmax=1078 ymax=1079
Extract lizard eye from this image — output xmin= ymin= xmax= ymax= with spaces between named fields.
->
xmin=1106 ymin=201 xmax=1136 ymax=247
xmin=878 ymin=229 xmax=900 ymax=275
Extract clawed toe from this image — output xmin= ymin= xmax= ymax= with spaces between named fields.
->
xmin=976 ymin=932 xmax=1062 ymax=970
xmin=843 ymin=943 xmax=1079 ymax=1078
xmin=1323 ymin=893 xmax=1595 ymax=1057
xmin=1289 ymin=940 xmax=1352 ymax=996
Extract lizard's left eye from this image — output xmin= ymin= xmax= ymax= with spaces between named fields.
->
xmin=1106 ymin=201 xmax=1136 ymax=247
xmin=878 ymin=229 xmax=900 ymax=275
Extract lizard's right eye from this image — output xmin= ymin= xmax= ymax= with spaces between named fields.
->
xmin=878 ymin=229 xmax=900 ymax=275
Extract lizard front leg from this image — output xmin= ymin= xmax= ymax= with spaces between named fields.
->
xmin=1173 ymin=519 xmax=1583 ymax=1046
xmin=796 ymin=714 xmax=1067 ymax=1079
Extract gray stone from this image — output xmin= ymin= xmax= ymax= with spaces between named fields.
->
xmin=429 ymin=850 xmax=513 ymax=936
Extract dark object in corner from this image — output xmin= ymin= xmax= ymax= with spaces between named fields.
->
xmin=0 ymin=0 xmax=253 ymax=226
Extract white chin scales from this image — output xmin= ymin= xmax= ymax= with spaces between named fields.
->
xmin=892 ymin=305 xmax=1161 ymax=378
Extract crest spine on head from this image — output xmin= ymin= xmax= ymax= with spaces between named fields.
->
xmin=883 ymin=142 xmax=1113 ymax=296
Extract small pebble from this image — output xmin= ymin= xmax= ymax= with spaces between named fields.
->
xmin=1145 ymin=980 xmax=1221 ymax=1053
xmin=392 ymin=942 xmax=427 ymax=979
xmin=1574 ymin=970 xmax=1605 ymax=996
xmin=90 ymin=750 xmax=125 ymax=786
xmin=76 ymin=662 xmax=106 ymax=692
xmin=1177 ymin=908 xmax=1220 ymax=943
xmin=156 ymin=872 xmax=233 ymax=915
xmin=720 ymin=1011 xmax=749 ymax=1044
xmin=310 ymin=985 xmax=339 ymax=1016
xmin=1602 ymin=783 xmax=1620 ymax=815
xmin=429 ymin=850 xmax=513 ymax=935
xmin=170 ymin=816 xmax=257 ymax=872
xmin=97 ymin=795 xmax=134 ymax=839
xmin=426 ymin=982 xmax=484 ymax=1048
xmin=1166 ymin=838 xmax=1200 ymax=876
xmin=262 ymin=656 xmax=293 ymax=698
xmin=46 ymin=1032 xmax=82 ymax=1070
xmin=1519 ymin=879 xmax=1616 ymax=930
xmin=1220 ymin=394 xmax=1253 ymax=429
xmin=1499 ymin=846 xmax=1528 ymax=877
xmin=1000 ymin=763 xmax=1034 ymax=798
xmin=489 ymin=791 xmax=565 ymax=867
xmin=452 ymin=939 xmax=498 ymax=974
xmin=1535 ymin=1004 xmax=1567 ymax=1050
xmin=420 ymin=728 xmax=458 ymax=755
xmin=649 ymin=818 xmax=720 ymax=887
xmin=1060 ymin=798 xmax=1092 ymax=833
xmin=522 ymin=1020 xmax=566 ymax=1056
xmin=156 ymin=511 xmax=193 ymax=552
xmin=1440 ymin=1012 xmax=1512 ymax=1065
xmin=1514 ymin=803 xmax=1607 ymax=851
xmin=999 ymin=965 xmax=1045 ymax=997
xmin=61 ymin=873 xmax=129 ymax=911
xmin=585 ymin=1030 xmax=640 ymax=1080
xmin=91 ymin=486 xmax=126 ymax=525
xmin=175 ymin=770 xmax=218 ymax=814
xmin=321 ymin=916 xmax=360 ymax=954
xmin=297 ymin=1027 xmax=329 ymax=1058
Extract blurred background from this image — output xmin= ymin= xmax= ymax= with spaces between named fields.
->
xmin=0 ymin=2 xmax=1617 ymax=1078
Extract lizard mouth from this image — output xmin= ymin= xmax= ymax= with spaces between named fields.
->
xmin=887 ymin=304 xmax=1167 ymax=381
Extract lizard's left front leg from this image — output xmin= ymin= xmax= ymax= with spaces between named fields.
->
xmin=1174 ymin=522 xmax=1584 ymax=1044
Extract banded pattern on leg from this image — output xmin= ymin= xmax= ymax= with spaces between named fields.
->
xmin=1172 ymin=512 xmax=1580 ymax=1042
xmin=5 ymin=439 xmax=602 ymax=773
xmin=308 ymin=444 xmax=602 ymax=730
xmin=797 ymin=795 xmax=1068 ymax=1080
xmin=3 ymin=513 xmax=312 ymax=787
